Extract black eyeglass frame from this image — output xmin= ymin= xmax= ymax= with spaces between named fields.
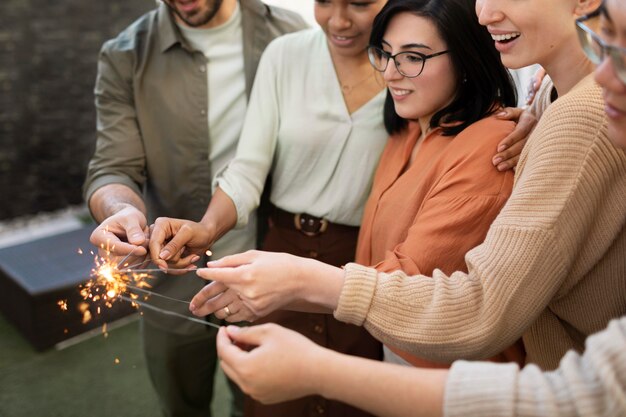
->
xmin=367 ymin=46 xmax=450 ymax=78
xmin=576 ymin=10 xmax=626 ymax=84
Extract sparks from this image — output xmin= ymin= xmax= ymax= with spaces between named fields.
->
xmin=58 ymin=242 xmax=154 ymax=324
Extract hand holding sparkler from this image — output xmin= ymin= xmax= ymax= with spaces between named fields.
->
xmin=190 ymin=251 xmax=342 ymax=319
xmin=149 ymin=217 xmax=214 ymax=274
xmin=90 ymin=205 xmax=150 ymax=267
xmin=217 ymin=324 xmax=326 ymax=404
xmin=190 ymin=281 xmax=259 ymax=323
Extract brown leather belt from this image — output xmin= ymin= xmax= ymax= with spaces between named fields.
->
xmin=271 ymin=206 xmax=358 ymax=237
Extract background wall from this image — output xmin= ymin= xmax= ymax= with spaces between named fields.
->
xmin=0 ymin=0 xmax=315 ymax=221
xmin=0 ymin=0 xmax=155 ymax=220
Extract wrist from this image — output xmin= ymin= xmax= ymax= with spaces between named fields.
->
xmin=307 ymin=345 xmax=335 ymax=398
xmin=299 ymin=258 xmax=344 ymax=311
xmin=199 ymin=218 xmax=218 ymax=248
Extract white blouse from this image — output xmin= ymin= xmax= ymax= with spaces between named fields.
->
xmin=214 ymin=28 xmax=388 ymax=227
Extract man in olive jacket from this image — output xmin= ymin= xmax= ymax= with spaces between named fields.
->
xmin=83 ymin=1 xmax=306 ymax=415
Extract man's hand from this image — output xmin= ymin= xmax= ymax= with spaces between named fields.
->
xmin=149 ymin=217 xmax=213 ymax=273
xmin=90 ymin=205 xmax=149 ymax=266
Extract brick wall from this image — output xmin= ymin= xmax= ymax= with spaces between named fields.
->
xmin=0 ymin=0 xmax=154 ymax=220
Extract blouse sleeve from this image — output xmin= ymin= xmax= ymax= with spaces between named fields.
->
xmin=213 ymin=38 xmax=283 ymax=228
xmin=444 ymin=317 xmax=626 ymax=417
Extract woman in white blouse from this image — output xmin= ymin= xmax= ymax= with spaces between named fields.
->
xmin=154 ymin=2 xmax=390 ymax=416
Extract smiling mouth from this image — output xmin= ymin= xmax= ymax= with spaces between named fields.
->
xmin=390 ymin=88 xmax=411 ymax=97
xmin=491 ymin=32 xmax=521 ymax=43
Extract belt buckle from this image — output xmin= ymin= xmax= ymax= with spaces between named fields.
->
xmin=294 ymin=213 xmax=328 ymax=237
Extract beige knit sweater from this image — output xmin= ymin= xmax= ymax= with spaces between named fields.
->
xmin=334 ymin=75 xmax=626 ymax=370
xmin=445 ymin=316 xmax=626 ymax=417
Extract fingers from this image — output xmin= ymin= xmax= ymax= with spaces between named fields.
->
xmin=124 ymin=218 xmax=147 ymax=246
xmin=91 ymin=227 xmax=145 ymax=257
xmin=493 ymin=107 xmax=536 ymax=171
xmin=225 ymin=324 xmax=271 ymax=347
xmin=205 ymin=250 xmax=257 ymax=269
xmin=495 ymin=106 xmax=523 ymax=122
xmin=226 ymin=307 xmax=257 ymax=323
xmin=493 ymin=138 xmax=525 ymax=171
xmin=189 ymin=281 xmax=229 ymax=315
xmin=217 ymin=327 xmax=248 ymax=375
xmin=196 ymin=264 xmax=247 ymax=287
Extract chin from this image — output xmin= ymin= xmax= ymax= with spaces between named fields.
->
xmin=499 ymin=55 xmax=532 ymax=71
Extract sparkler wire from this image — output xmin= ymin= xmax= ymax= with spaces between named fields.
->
xmin=120 ymin=268 xmax=195 ymax=273
xmin=118 ymin=295 xmax=220 ymax=329
xmin=116 ymin=252 xmax=135 ymax=269
xmin=125 ymin=284 xmax=190 ymax=305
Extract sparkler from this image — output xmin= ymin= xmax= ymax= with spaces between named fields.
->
xmin=59 ymin=238 xmax=215 ymax=329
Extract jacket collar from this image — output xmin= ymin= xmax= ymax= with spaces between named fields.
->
xmin=157 ymin=2 xmax=189 ymax=53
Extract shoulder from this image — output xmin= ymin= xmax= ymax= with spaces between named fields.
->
xmin=452 ymin=115 xmax=515 ymax=156
xmin=265 ymin=4 xmax=309 ymax=32
xmin=100 ymin=9 xmax=158 ymax=56
xmin=529 ymin=75 xmax=607 ymax=154
xmin=242 ymin=0 xmax=309 ymax=34
xmin=459 ymin=114 xmax=516 ymax=138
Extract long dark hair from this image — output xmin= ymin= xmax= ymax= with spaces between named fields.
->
xmin=371 ymin=0 xmax=517 ymax=136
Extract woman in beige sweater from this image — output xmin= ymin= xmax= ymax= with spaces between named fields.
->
xmin=204 ymin=1 xmax=626 ymax=415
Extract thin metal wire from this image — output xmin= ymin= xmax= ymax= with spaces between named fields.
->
xmin=121 ymin=258 xmax=152 ymax=270
xmin=115 ymin=252 xmax=135 ymax=269
xmin=120 ymin=268 xmax=194 ymax=273
xmin=125 ymin=284 xmax=190 ymax=305
xmin=118 ymin=295 xmax=220 ymax=329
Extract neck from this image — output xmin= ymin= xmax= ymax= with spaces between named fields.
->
xmin=541 ymin=38 xmax=594 ymax=96
xmin=328 ymin=44 xmax=370 ymax=70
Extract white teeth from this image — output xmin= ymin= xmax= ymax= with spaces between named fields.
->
xmin=335 ymin=36 xmax=349 ymax=40
xmin=391 ymin=88 xmax=411 ymax=96
xmin=491 ymin=32 xmax=521 ymax=42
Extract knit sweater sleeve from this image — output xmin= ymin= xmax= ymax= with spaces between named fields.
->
xmin=444 ymin=317 xmax=626 ymax=417
xmin=334 ymin=76 xmax=611 ymax=362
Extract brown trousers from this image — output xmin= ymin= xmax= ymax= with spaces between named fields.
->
xmin=244 ymin=213 xmax=382 ymax=417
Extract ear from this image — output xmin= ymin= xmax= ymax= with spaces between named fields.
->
xmin=574 ymin=0 xmax=601 ymax=17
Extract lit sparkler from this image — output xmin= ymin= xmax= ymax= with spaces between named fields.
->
xmin=59 ymin=237 xmax=217 ymax=329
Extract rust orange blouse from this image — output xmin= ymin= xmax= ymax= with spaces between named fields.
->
xmin=355 ymin=115 xmax=524 ymax=367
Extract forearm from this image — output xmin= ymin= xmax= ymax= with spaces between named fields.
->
xmin=199 ymin=187 xmax=238 ymax=245
xmin=316 ymin=349 xmax=446 ymax=417
xmin=293 ymin=258 xmax=345 ymax=312
xmin=446 ymin=317 xmax=626 ymax=417
xmin=89 ymin=183 xmax=146 ymax=223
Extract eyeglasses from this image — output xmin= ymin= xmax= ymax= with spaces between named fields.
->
xmin=367 ymin=46 xmax=449 ymax=78
xmin=576 ymin=12 xmax=626 ymax=84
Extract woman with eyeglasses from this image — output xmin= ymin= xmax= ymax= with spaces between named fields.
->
xmin=340 ymin=0 xmax=524 ymax=368
xmin=187 ymin=0 xmax=625 ymax=377
xmin=207 ymin=1 xmax=626 ymax=416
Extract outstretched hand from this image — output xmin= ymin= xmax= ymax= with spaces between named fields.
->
xmin=190 ymin=250 xmax=305 ymax=318
xmin=217 ymin=324 xmax=325 ymax=404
